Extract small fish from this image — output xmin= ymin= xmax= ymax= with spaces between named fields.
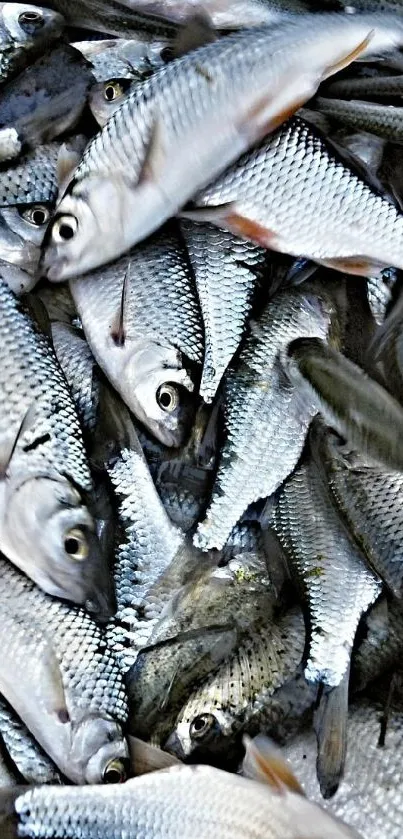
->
xmin=180 ymin=220 xmax=267 ymax=402
xmin=0 ymin=4 xmax=64 ymax=87
xmin=187 ymin=116 xmax=403 ymax=278
xmin=313 ymin=97 xmax=403 ymax=145
xmin=0 ymin=274 xmax=113 ymax=616
xmin=0 ymin=736 xmax=362 ymax=839
xmin=77 ymin=38 xmax=167 ymax=83
xmin=0 ymin=695 xmax=62 ymax=784
xmin=89 ymin=76 xmax=135 ymax=127
xmin=0 ymin=554 xmax=128 ymax=785
xmin=42 ymin=12 xmax=393 ymax=279
xmin=271 ymin=445 xmax=381 ymax=797
xmin=70 ymin=226 xmax=203 ymax=447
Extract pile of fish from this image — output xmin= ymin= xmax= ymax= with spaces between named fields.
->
xmin=2 ymin=0 xmax=403 ymax=837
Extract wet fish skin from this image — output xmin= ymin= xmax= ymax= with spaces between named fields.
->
xmin=314 ymin=97 xmax=403 ymax=145
xmin=325 ymin=73 xmax=403 ymax=101
xmin=120 ymin=0 xmax=315 ymax=29
xmin=70 ymin=227 xmax=202 ymax=447
xmin=0 ymin=555 xmax=128 ymax=785
xmin=190 ymin=116 xmax=403 ymax=278
xmin=0 ymin=204 xmax=51 ymax=292
xmin=180 ymin=220 xmax=267 ymax=403
xmin=46 ymin=0 xmax=179 ymax=38
xmin=0 ymin=275 xmax=113 ymax=617
xmin=0 ymin=142 xmax=59 ymax=207
xmin=0 ymin=4 xmax=64 ymax=87
xmin=3 ymin=759 xmax=361 ymax=839
xmin=313 ymin=422 xmax=403 ymax=599
xmin=352 ymin=596 xmax=403 ymax=692
xmin=42 ymin=13 xmax=395 ymax=280
xmin=194 ymin=280 xmax=338 ymax=552
xmin=165 ymin=605 xmax=305 ymax=763
xmin=0 ymin=696 xmax=62 ymax=784
xmin=50 ymin=322 xmax=100 ymax=434
xmin=78 ymin=38 xmax=166 ymax=84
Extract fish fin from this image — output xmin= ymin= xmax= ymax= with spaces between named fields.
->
xmin=180 ymin=205 xmax=278 ymax=248
xmin=322 ymin=30 xmax=374 ymax=80
xmin=378 ymin=671 xmax=397 ymax=748
xmin=128 ymin=736 xmax=181 ymax=776
xmin=368 ymin=291 xmax=403 ymax=361
xmin=0 ymin=788 xmax=26 ymax=839
xmin=172 ymin=12 xmax=217 ymax=58
xmin=93 ymin=380 xmax=143 ymax=465
xmin=317 ymin=255 xmax=386 ymax=278
xmin=286 ymin=259 xmax=318 ymax=287
xmin=242 ymin=735 xmax=305 ymax=796
xmin=25 ymin=293 xmax=53 ymax=342
xmin=314 ymin=669 xmax=349 ymax=799
xmin=57 ymin=136 xmax=87 ymax=199
xmin=0 ymin=402 xmax=37 ymax=478
xmin=110 ymin=263 xmax=130 ymax=346
xmin=138 ymin=118 xmax=165 ymax=185
xmin=287 ymin=336 xmax=403 ymax=472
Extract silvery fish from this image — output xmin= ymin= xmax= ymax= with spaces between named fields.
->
xmin=0 ymin=203 xmax=51 ymax=293
xmin=42 ymin=12 xmax=395 ymax=280
xmin=187 ymin=116 xmax=403 ymax=278
xmin=119 ymin=0 xmax=315 ymax=28
xmin=0 ymin=4 xmax=64 ymax=86
xmin=89 ymin=76 xmax=140 ymax=128
xmin=0 ymin=274 xmax=113 ymax=616
xmin=77 ymin=38 xmax=166 ymax=84
xmin=70 ymin=226 xmax=203 ymax=447
xmin=44 ymin=0 xmax=179 ymax=37
xmin=352 ymin=595 xmax=403 ymax=692
xmin=180 ymin=220 xmax=267 ymax=402
xmin=0 ymin=738 xmax=362 ymax=839
xmin=0 ymin=696 xmax=61 ymax=784
xmin=0 ymin=554 xmax=128 ymax=785
xmin=314 ymin=97 xmax=403 ymax=145
xmin=0 ymin=141 xmax=59 ymax=206
xmin=271 ymin=446 xmax=381 ymax=797
xmin=50 ymin=322 xmax=100 ymax=434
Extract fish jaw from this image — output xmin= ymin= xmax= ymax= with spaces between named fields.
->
xmin=69 ymin=717 xmax=129 ymax=785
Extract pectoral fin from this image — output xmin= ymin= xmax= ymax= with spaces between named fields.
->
xmin=242 ymin=734 xmax=305 ymax=795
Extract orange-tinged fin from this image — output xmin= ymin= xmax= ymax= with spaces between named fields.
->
xmin=317 ymin=255 xmax=386 ymax=278
xmin=314 ymin=668 xmax=349 ymax=799
xmin=245 ymin=90 xmax=309 ymax=137
xmin=180 ymin=204 xmax=278 ymax=248
xmin=172 ymin=12 xmax=217 ymax=58
xmin=138 ymin=118 xmax=165 ymax=185
xmin=242 ymin=735 xmax=305 ymax=796
xmin=322 ymin=30 xmax=374 ymax=81
xmin=111 ymin=263 xmax=130 ymax=346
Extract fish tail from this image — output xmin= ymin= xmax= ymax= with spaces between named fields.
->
xmin=314 ymin=667 xmax=350 ymax=799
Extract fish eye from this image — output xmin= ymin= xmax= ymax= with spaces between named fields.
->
xmin=103 ymin=758 xmax=127 ymax=784
xmin=18 ymin=10 xmax=44 ymax=30
xmin=156 ymin=384 xmax=179 ymax=413
xmin=21 ymin=205 xmax=50 ymax=226
xmin=189 ymin=713 xmax=215 ymax=741
xmin=160 ymin=46 xmax=174 ymax=63
xmin=53 ymin=215 xmax=78 ymax=243
xmin=64 ymin=528 xmax=89 ymax=561
xmin=103 ymin=81 xmax=124 ymax=102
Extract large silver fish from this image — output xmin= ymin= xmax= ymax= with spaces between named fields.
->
xmin=42 ymin=13 xmax=397 ymax=280
xmin=187 ymin=116 xmax=403 ymax=277
xmin=0 ymin=555 xmax=128 ymax=785
xmin=70 ymin=227 xmax=202 ymax=446
xmin=0 ymin=274 xmax=113 ymax=616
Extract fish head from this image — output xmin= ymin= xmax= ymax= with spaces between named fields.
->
xmin=89 ymin=77 xmax=132 ymax=127
xmin=120 ymin=341 xmax=196 ymax=447
xmin=0 ymin=204 xmax=52 ymax=286
xmin=69 ymin=716 xmax=129 ymax=785
xmin=1 ymin=3 xmax=64 ymax=48
xmin=165 ymin=708 xmax=232 ymax=761
xmin=3 ymin=475 xmax=115 ymax=619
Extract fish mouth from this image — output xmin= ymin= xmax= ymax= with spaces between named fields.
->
xmin=86 ymin=579 xmax=116 ymax=623
xmin=41 ymin=248 xmax=69 ymax=282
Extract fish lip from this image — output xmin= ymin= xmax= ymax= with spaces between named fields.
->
xmin=41 ymin=249 xmax=68 ymax=282
xmin=86 ymin=581 xmax=116 ymax=623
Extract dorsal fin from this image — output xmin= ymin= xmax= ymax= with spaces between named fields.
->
xmin=172 ymin=12 xmax=217 ymax=59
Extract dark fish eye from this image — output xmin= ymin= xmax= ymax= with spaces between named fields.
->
xmin=18 ymin=10 xmax=44 ymax=31
xmin=64 ymin=528 xmax=88 ymax=561
xmin=21 ymin=205 xmax=50 ymax=226
xmin=156 ymin=383 xmax=179 ymax=413
xmin=160 ymin=46 xmax=174 ymax=63
xmin=104 ymin=81 xmax=124 ymax=102
xmin=103 ymin=759 xmax=127 ymax=784
xmin=189 ymin=713 xmax=215 ymax=741
xmin=53 ymin=215 xmax=78 ymax=243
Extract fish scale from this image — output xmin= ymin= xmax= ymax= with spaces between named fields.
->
xmin=0 ymin=142 xmax=59 ymax=206
xmin=0 ymin=695 xmax=61 ymax=784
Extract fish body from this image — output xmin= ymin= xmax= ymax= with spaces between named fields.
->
xmin=120 ymin=0 xmax=314 ymax=28
xmin=0 ymin=695 xmax=61 ymax=784
xmin=190 ymin=116 xmax=403 ymax=277
xmin=50 ymin=322 xmax=100 ymax=434
xmin=0 ymin=4 xmax=64 ymax=87
xmin=70 ymin=227 xmax=202 ymax=446
xmin=0 ymin=204 xmax=51 ymax=291
xmin=352 ymin=596 xmax=403 ymax=691
xmin=77 ymin=38 xmax=166 ymax=84
xmin=314 ymin=97 xmax=403 ymax=145
xmin=326 ymin=73 xmax=403 ymax=100
xmin=45 ymin=0 xmax=179 ymax=37
xmin=42 ymin=13 xmax=398 ymax=280
xmin=0 ymin=141 xmax=59 ymax=206
xmin=0 ymin=276 xmax=112 ymax=615
xmin=180 ymin=220 xmax=267 ymax=402
xmin=0 ymin=555 xmax=128 ymax=784
xmin=194 ymin=280 xmax=337 ymax=551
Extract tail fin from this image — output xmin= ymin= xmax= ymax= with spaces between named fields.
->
xmin=314 ymin=668 xmax=350 ymax=799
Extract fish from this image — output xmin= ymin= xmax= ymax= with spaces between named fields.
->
xmin=0 ymin=554 xmax=128 ymax=785
xmin=313 ymin=97 xmax=403 ymax=145
xmin=0 ymin=736 xmax=362 ymax=839
xmin=119 ymin=0 xmax=317 ymax=29
xmin=352 ymin=595 xmax=403 ymax=692
xmin=271 ymin=445 xmax=381 ymax=797
xmin=180 ymin=220 xmax=267 ymax=402
xmin=186 ymin=116 xmax=403 ymax=278
xmin=0 ymin=274 xmax=114 ymax=616
xmin=0 ymin=141 xmax=59 ymax=206
xmin=89 ymin=77 xmax=138 ymax=127
xmin=76 ymin=38 xmax=167 ymax=83
xmin=0 ymin=203 xmax=52 ymax=292
xmin=164 ymin=605 xmax=305 ymax=764
xmin=44 ymin=0 xmax=179 ymax=37
xmin=0 ymin=695 xmax=62 ymax=784
xmin=282 ymin=696 xmax=403 ymax=839
xmin=194 ymin=277 xmax=403 ymax=551
xmin=325 ymin=73 xmax=403 ymax=101
xmin=0 ymin=4 xmax=64 ymax=87
xmin=50 ymin=322 xmax=100 ymax=434
xmin=128 ymin=545 xmax=278 ymax=742
xmin=42 ymin=12 xmax=396 ymax=280
xmin=70 ymin=226 xmax=203 ymax=447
